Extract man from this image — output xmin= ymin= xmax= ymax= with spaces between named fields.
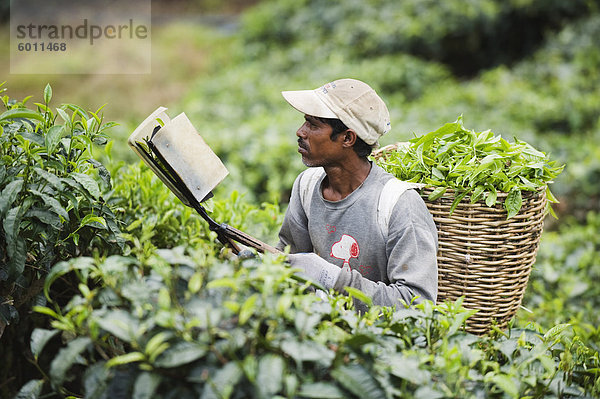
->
xmin=277 ymin=78 xmax=438 ymax=309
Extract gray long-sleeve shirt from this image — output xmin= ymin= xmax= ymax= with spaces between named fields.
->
xmin=277 ymin=163 xmax=438 ymax=309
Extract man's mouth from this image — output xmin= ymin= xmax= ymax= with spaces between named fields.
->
xmin=297 ymin=140 xmax=308 ymax=154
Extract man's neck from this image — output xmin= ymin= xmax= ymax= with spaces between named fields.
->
xmin=322 ymin=160 xmax=372 ymax=201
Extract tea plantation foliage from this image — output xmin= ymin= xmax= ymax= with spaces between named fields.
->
xmin=2 ymin=0 xmax=600 ymax=397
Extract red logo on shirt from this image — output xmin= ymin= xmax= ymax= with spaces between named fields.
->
xmin=325 ymin=224 xmax=336 ymax=234
xmin=330 ymin=234 xmax=359 ymax=269
xmin=358 ymin=264 xmax=373 ymax=275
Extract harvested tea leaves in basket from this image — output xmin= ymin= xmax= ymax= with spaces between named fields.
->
xmin=374 ymin=116 xmax=564 ymax=218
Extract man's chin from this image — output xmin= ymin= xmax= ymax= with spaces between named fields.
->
xmin=303 ymin=161 xmax=325 ymax=168
xmin=301 ymin=158 xmax=317 ymax=167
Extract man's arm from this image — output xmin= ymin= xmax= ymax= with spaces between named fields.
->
xmin=276 ymin=173 xmax=314 ymax=253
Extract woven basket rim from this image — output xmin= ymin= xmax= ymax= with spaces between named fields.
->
xmin=419 ymin=185 xmax=546 ymax=198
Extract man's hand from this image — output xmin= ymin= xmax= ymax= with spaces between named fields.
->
xmin=287 ymin=253 xmax=341 ymax=289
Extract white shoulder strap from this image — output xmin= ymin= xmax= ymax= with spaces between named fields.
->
xmin=298 ymin=167 xmax=325 ymax=219
xmin=377 ymin=179 xmax=423 ymax=237
xmin=298 ymin=169 xmax=420 ymax=237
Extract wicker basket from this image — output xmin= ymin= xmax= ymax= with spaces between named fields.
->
xmin=374 ymin=145 xmax=547 ymax=335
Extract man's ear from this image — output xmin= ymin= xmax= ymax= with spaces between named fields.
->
xmin=342 ymin=129 xmax=357 ymax=148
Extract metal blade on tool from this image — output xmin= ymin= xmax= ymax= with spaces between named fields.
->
xmin=151 ymin=112 xmax=229 ymax=204
xmin=128 ymin=107 xmax=280 ymax=255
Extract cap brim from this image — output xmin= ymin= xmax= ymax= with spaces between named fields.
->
xmin=281 ymin=89 xmax=338 ymax=119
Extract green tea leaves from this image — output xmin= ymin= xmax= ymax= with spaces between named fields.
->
xmin=49 ymin=337 xmax=91 ymax=386
xmin=29 ymin=190 xmax=69 ymax=221
xmin=30 ymin=328 xmax=60 ymax=361
xmin=0 ymin=180 xmax=24 ymax=215
xmin=43 ymin=84 xmax=52 ymax=104
xmin=428 ymin=186 xmax=447 ymax=201
xmin=239 ymin=293 xmax=259 ymax=325
xmin=488 ymin=374 xmax=519 ymax=398
xmin=375 ymin=118 xmax=564 ymax=218
xmin=153 ymin=341 xmax=207 ymax=368
xmin=486 ymin=186 xmax=498 ymax=207
xmin=505 ymin=188 xmax=523 ymax=219
xmin=71 ymin=172 xmax=101 ymax=200
xmin=44 ymin=125 xmax=64 ymax=154
xmin=14 ymin=379 xmax=44 ymax=399
xmin=332 ymin=364 xmax=386 ymax=399
xmin=106 ymin=352 xmax=146 ymax=369
xmin=0 ymin=108 xmax=45 ymax=123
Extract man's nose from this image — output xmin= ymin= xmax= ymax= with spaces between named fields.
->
xmin=296 ymin=124 xmax=307 ymax=138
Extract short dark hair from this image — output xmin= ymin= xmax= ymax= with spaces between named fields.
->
xmin=316 ymin=116 xmax=375 ymax=158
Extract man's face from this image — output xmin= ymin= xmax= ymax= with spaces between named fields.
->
xmin=296 ymin=114 xmax=344 ymax=167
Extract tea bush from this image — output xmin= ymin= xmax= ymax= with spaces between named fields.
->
xmin=0 ymin=83 xmax=123 ymax=333
xmin=241 ymin=0 xmax=596 ymax=75
xmin=519 ymin=212 xmax=600 ymax=330
xmin=395 ymin=13 xmax=600 ymax=136
xmin=20 ymin=250 xmax=600 ymax=398
xmin=0 ymin=83 xmax=130 ymax=396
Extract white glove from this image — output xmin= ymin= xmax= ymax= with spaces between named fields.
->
xmin=287 ymin=253 xmax=341 ymax=289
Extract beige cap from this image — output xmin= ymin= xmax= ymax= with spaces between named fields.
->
xmin=281 ymin=78 xmax=391 ymax=145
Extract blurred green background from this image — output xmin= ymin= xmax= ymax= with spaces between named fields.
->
xmin=2 ymin=0 xmax=599 ymax=329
